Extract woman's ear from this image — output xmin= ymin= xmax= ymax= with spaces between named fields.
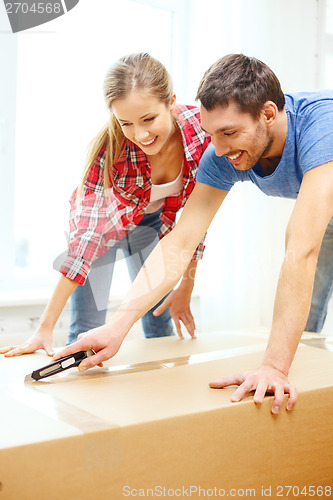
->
xmin=170 ymin=94 xmax=177 ymax=109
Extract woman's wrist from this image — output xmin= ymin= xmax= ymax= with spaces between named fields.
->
xmin=177 ymin=280 xmax=194 ymax=294
xmin=36 ymin=321 xmax=54 ymax=335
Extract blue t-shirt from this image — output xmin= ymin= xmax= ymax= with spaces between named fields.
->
xmin=196 ymin=92 xmax=333 ymax=199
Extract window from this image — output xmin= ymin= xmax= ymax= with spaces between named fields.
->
xmin=0 ymin=0 xmax=190 ymax=302
xmin=323 ymin=0 xmax=333 ymax=86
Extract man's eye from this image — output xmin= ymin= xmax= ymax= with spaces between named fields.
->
xmin=224 ymin=131 xmax=236 ymax=136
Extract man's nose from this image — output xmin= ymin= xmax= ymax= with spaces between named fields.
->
xmin=212 ymin=137 xmax=229 ymax=157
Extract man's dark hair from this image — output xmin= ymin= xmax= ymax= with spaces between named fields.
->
xmin=196 ymin=54 xmax=285 ymax=119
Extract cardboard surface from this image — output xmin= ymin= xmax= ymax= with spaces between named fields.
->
xmin=1 ymin=331 xmax=333 ymax=499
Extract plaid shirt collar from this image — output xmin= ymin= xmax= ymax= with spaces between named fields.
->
xmin=115 ymin=106 xmax=199 ymax=175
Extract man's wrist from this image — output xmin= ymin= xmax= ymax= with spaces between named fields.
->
xmin=108 ymin=309 xmax=136 ymax=340
xmin=261 ymin=350 xmax=291 ymax=377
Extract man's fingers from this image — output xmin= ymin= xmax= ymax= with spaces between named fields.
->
xmin=78 ymin=350 xmax=108 ymax=371
xmin=271 ymin=385 xmax=285 ymax=414
xmin=253 ymin=380 xmax=268 ymax=404
xmin=209 ymin=372 xmax=245 ymax=389
xmin=53 ymin=339 xmax=88 ymax=361
xmin=231 ymin=379 xmax=255 ymax=402
xmin=286 ymin=384 xmax=298 ymax=411
xmin=209 ymin=368 xmax=297 ymax=411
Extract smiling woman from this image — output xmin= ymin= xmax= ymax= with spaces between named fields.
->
xmin=0 ymin=0 xmax=188 ymax=303
xmin=0 ymin=49 xmax=211 ymax=356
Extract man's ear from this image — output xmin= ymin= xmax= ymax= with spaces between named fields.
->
xmin=262 ymin=101 xmax=278 ymax=127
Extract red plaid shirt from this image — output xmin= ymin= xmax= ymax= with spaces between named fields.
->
xmin=60 ymin=104 xmax=211 ymax=285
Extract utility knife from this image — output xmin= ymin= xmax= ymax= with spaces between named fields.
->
xmin=24 ymin=350 xmax=95 ymax=383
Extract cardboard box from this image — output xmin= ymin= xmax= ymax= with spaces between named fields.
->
xmin=0 ymin=331 xmax=332 ymax=500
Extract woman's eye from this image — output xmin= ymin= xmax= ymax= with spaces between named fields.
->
xmin=144 ymin=117 xmax=155 ymax=122
xmin=121 ymin=123 xmax=131 ymax=127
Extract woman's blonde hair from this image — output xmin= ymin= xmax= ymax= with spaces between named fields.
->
xmin=78 ymin=53 xmax=174 ymax=197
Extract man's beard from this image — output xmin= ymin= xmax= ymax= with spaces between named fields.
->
xmin=242 ymin=126 xmax=273 ymax=172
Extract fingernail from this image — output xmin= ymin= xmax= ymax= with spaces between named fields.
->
xmin=79 ymin=364 xmax=87 ymax=372
xmin=272 ymin=406 xmax=279 ymax=414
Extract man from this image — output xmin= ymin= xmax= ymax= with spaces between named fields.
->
xmin=54 ymin=54 xmax=333 ymax=414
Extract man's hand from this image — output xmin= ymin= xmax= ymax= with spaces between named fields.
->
xmin=209 ymin=366 xmax=297 ymax=414
xmin=52 ymin=323 xmax=125 ymax=371
xmin=0 ymin=327 xmax=54 ymax=357
xmin=153 ymin=288 xmax=196 ymax=339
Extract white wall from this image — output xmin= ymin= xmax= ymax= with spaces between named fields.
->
xmin=0 ymin=7 xmax=16 ymax=289
xmin=187 ymin=0 xmax=319 ymax=101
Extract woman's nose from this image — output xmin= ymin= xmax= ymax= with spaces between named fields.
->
xmin=135 ymin=127 xmax=150 ymax=142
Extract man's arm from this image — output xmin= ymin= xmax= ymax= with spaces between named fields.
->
xmin=53 ymin=182 xmax=228 ymax=367
xmin=210 ymin=161 xmax=333 ymax=413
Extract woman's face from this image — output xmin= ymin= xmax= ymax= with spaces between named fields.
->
xmin=112 ymin=90 xmax=176 ymax=155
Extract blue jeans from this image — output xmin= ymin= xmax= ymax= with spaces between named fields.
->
xmin=305 ymin=215 xmax=333 ymax=332
xmin=68 ymin=210 xmax=174 ymax=344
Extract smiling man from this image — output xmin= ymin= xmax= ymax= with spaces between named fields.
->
xmin=53 ymin=54 xmax=333 ymax=414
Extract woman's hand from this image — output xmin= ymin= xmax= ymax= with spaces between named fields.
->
xmin=153 ymin=287 xmax=196 ymax=339
xmin=0 ymin=276 xmax=79 ymax=358
xmin=52 ymin=323 xmax=126 ymax=371
xmin=0 ymin=326 xmax=55 ymax=357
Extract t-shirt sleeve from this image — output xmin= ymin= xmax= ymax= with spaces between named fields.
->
xmin=297 ymin=99 xmax=333 ymax=174
xmin=196 ymin=143 xmax=238 ymax=191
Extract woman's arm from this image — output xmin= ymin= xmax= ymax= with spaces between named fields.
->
xmin=0 ymin=275 xmax=78 ymax=356
xmin=153 ymin=259 xmax=198 ymax=338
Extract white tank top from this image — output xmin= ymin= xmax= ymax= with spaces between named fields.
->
xmin=145 ymin=165 xmax=183 ymax=214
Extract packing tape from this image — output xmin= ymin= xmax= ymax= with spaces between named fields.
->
xmin=7 ymin=340 xmax=332 ymax=433
xmin=34 ymin=343 xmax=269 ymax=381
xmin=8 ymin=378 xmax=116 ymax=432
xmin=7 ymin=343 xmax=273 ymax=432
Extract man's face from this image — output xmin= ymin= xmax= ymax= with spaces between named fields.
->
xmin=200 ymin=100 xmax=273 ymax=171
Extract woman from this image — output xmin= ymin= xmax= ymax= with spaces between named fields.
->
xmin=1 ymin=52 xmax=210 ymax=357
